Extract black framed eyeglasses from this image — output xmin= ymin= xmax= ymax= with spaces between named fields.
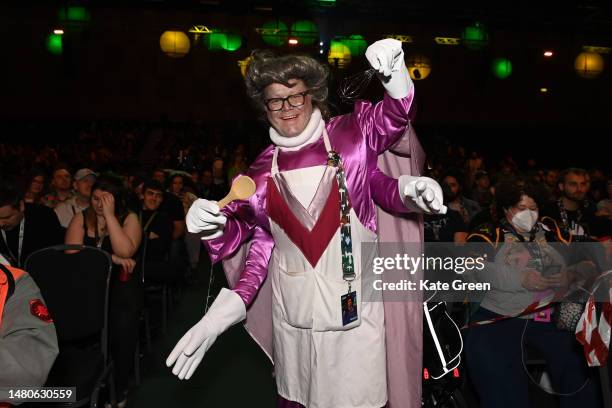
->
xmin=264 ymin=90 xmax=309 ymax=112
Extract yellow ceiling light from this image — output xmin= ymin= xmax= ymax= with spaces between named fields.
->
xmin=385 ymin=34 xmax=413 ymax=43
xmin=434 ymin=37 xmax=460 ymax=45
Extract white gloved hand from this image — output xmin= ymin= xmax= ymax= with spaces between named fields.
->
xmin=365 ymin=38 xmax=413 ymax=99
xmin=185 ymin=198 xmax=227 ymax=240
xmin=166 ymin=288 xmax=246 ymax=380
xmin=399 ymin=175 xmax=447 ymax=214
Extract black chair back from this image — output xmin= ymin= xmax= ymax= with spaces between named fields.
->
xmin=25 ymin=245 xmax=111 ymax=345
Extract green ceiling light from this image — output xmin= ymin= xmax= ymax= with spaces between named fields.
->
xmin=204 ymin=32 xmax=242 ymax=52
xmin=290 ymin=20 xmax=318 ymax=45
xmin=58 ymin=6 xmax=90 ymax=33
xmin=258 ymin=21 xmax=289 ymax=47
xmin=58 ymin=6 xmax=91 ymax=22
xmin=46 ymin=33 xmax=63 ymax=55
xmin=204 ymin=32 xmax=226 ymax=51
xmin=492 ymin=58 xmax=512 ymax=79
xmin=223 ymin=33 xmax=242 ymax=51
xmin=462 ymin=22 xmax=488 ymax=50
xmin=341 ymin=35 xmax=368 ymax=56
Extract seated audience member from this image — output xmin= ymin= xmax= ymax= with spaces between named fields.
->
xmin=41 ymin=167 xmax=74 ymax=209
xmin=466 ymin=150 xmax=484 ymax=175
xmin=151 ymin=170 xmax=184 ymax=240
xmin=0 ymin=255 xmax=59 ymax=389
xmin=189 ymin=169 xmax=202 ymax=196
xmin=151 ymin=168 xmax=166 ymax=186
xmin=0 ymin=179 xmax=64 ymax=268
xmin=544 ymin=169 xmax=560 ymax=192
xmin=470 ymin=170 xmax=493 ymax=208
xmin=211 ymin=157 xmax=228 ymax=194
xmin=199 ymin=169 xmax=224 ymax=201
xmin=148 ymin=170 xmax=187 ymax=282
xmin=542 ymin=168 xmax=597 ymax=240
xmin=138 ymin=180 xmax=179 ymax=284
xmin=424 ymin=209 xmax=468 ymax=243
xmin=65 ymin=176 xmax=142 ymax=407
xmin=591 ymin=199 xmax=612 ymax=240
xmin=465 ymin=181 xmax=602 ymax=408
xmin=167 ymin=174 xmax=198 ymax=216
xmin=22 ymin=169 xmax=46 ymax=204
xmin=227 ymin=153 xmax=248 ymax=185
xmin=443 ymin=171 xmax=481 ymax=225
xmin=54 ymin=168 xmax=97 ymax=228
xmin=167 ymin=174 xmax=200 ymax=277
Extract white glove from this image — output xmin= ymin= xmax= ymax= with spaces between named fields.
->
xmin=185 ymin=198 xmax=227 ymax=240
xmin=399 ymin=175 xmax=447 ymax=214
xmin=166 ymin=288 xmax=246 ymax=380
xmin=365 ymin=38 xmax=413 ymax=99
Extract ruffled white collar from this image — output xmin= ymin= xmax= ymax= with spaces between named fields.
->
xmin=269 ymin=108 xmax=324 ymax=151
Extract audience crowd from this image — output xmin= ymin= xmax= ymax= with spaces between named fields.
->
xmin=0 ymin=119 xmax=610 ymax=407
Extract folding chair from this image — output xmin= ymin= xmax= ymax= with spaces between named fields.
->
xmin=24 ymin=244 xmax=116 ymax=408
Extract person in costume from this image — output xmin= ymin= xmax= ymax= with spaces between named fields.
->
xmin=166 ymin=39 xmax=445 ymax=407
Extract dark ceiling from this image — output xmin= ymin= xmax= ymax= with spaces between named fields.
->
xmin=18 ymin=1 xmax=612 ymax=28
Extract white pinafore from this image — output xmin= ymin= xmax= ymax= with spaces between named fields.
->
xmin=268 ymin=129 xmax=387 ymax=408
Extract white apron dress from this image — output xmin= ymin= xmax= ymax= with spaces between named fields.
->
xmin=268 ymin=130 xmax=387 ymax=408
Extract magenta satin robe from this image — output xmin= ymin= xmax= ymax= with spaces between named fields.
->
xmin=203 ymin=89 xmax=424 ymax=407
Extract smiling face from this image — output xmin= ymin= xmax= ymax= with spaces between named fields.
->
xmin=143 ymin=188 xmax=163 ymax=211
xmin=264 ymin=79 xmax=313 ymax=138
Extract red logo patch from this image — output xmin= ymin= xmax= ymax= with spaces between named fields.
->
xmin=30 ymin=299 xmax=53 ymax=323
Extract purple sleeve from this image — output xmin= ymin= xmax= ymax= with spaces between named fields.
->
xmin=355 ymin=88 xmax=415 ymax=155
xmin=232 ymin=226 xmax=275 ymax=307
xmin=370 ymin=167 xmax=410 ymax=214
xmin=202 ymin=198 xmax=258 ymax=264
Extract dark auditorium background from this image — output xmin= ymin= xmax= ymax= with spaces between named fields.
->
xmin=1 ymin=1 xmax=611 ymax=408
xmin=2 ymin=1 xmax=611 ymax=167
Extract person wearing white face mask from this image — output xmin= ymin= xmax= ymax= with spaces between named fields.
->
xmin=168 ymin=39 xmax=447 ymax=408
xmin=464 ymin=181 xmax=602 ymax=408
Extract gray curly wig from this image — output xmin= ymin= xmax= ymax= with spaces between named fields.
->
xmin=244 ymin=50 xmax=330 ymax=120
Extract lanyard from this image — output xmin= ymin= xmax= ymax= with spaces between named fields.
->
xmin=503 ymin=220 xmax=544 ymax=271
xmin=1 ymin=217 xmax=25 ymax=268
xmin=139 ymin=211 xmax=158 ymax=233
xmin=327 ymin=149 xmax=356 ymax=286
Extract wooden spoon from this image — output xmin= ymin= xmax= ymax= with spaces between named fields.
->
xmin=217 ymin=176 xmax=257 ymax=209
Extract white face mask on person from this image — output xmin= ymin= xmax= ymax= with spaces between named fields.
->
xmin=511 ymin=209 xmax=538 ymax=232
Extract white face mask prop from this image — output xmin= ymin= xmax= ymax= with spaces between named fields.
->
xmin=511 ymin=209 xmax=538 ymax=232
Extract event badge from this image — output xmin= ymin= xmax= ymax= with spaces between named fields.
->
xmin=341 ymin=290 xmax=358 ymax=326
